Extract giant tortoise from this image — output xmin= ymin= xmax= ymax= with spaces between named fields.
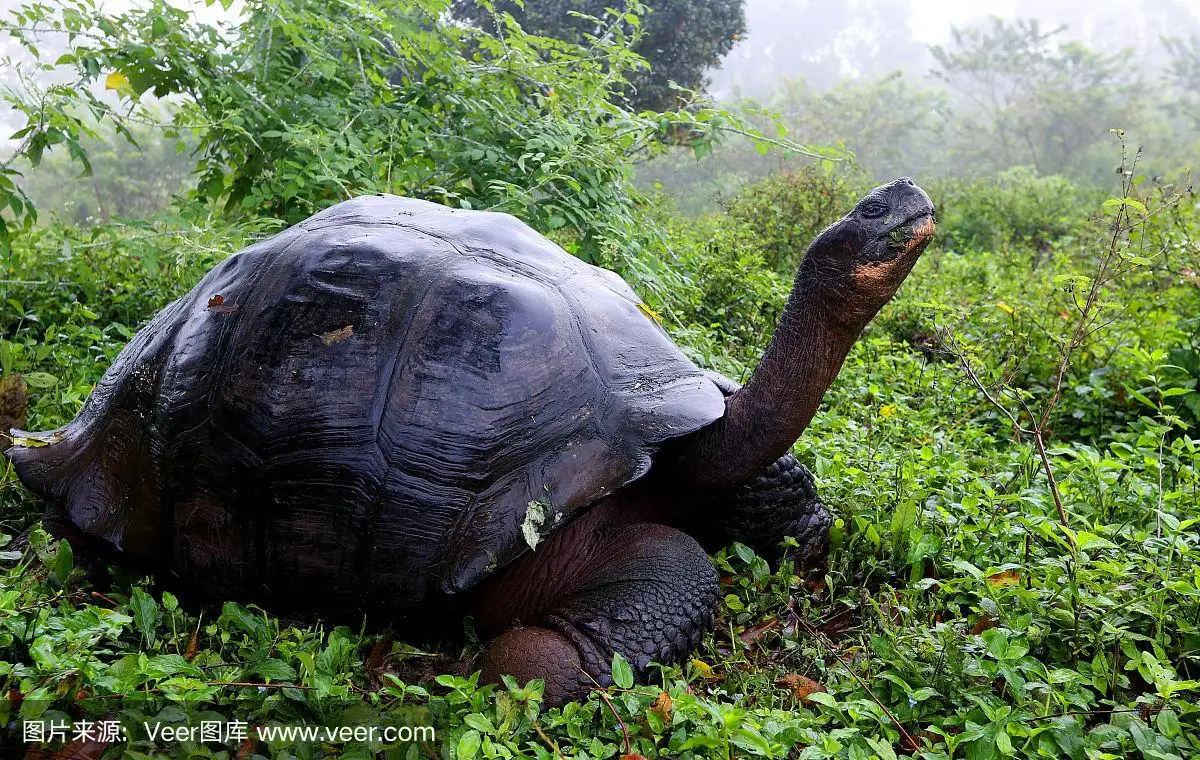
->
xmin=6 ymin=178 xmax=935 ymax=704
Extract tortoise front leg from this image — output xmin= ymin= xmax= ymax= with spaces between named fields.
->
xmin=681 ymin=452 xmax=832 ymax=572
xmin=475 ymin=517 xmax=718 ymax=706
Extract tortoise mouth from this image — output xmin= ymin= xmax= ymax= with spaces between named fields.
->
xmin=898 ymin=212 xmax=937 ymax=253
xmin=868 ymin=212 xmax=936 ymax=262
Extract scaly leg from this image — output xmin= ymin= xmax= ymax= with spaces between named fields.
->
xmin=475 ymin=511 xmax=718 ymax=705
xmin=683 ymin=452 xmax=832 ymax=571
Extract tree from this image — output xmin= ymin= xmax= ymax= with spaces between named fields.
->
xmin=17 ymin=120 xmax=193 ymax=223
xmin=451 ymin=0 xmax=746 ymax=112
xmin=768 ymin=73 xmax=951 ymax=180
xmin=930 ymin=18 xmax=1146 ymax=183
xmin=636 ymin=73 xmax=946 ymax=214
xmin=1164 ymin=36 xmax=1200 ymax=127
xmin=0 ymin=0 xmax=798 ymax=258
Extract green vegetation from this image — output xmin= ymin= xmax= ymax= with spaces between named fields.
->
xmin=0 ymin=0 xmax=803 ymax=259
xmin=2 ymin=0 xmax=1199 ymax=757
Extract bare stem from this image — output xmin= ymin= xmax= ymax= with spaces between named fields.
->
xmin=793 ymin=615 xmax=920 ymax=753
xmin=596 ymin=689 xmax=632 ymax=756
xmin=1032 ymin=428 xmax=1070 ymax=528
xmin=938 ymin=138 xmax=1185 ymax=540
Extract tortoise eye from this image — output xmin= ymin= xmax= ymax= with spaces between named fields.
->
xmin=861 ymin=200 xmax=888 ymax=218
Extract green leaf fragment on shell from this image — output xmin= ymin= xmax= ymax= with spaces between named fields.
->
xmin=521 ymin=499 xmax=547 ymax=550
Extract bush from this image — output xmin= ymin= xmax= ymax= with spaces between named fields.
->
xmin=932 ymin=166 xmax=1099 ymax=255
xmin=0 ymin=0 xmax=789 ymax=261
xmin=719 ymin=163 xmax=874 ymax=273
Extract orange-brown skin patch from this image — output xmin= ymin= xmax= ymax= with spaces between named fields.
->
xmin=906 ymin=216 xmax=937 ymax=253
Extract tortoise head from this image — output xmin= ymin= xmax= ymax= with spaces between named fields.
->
xmin=669 ymin=178 xmax=935 ymax=491
xmin=801 ymin=177 xmax=936 ymax=325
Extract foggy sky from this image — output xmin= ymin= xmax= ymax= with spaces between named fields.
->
xmin=708 ymin=0 xmax=1200 ymax=99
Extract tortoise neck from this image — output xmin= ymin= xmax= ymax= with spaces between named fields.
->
xmin=669 ymin=274 xmax=863 ymax=489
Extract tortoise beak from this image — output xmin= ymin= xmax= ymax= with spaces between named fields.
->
xmin=905 ymin=214 xmax=936 ymax=254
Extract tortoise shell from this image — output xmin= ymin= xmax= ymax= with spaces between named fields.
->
xmin=10 ymin=195 xmax=726 ymax=620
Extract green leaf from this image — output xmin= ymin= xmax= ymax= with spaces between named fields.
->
xmin=805 ymin=691 xmax=838 ymax=707
xmin=950 ymin=559 xmax=985 ymax=579
xmin=51 ymin=541 xmax=73 ymax=585
xmin=1075 ymin=531 xmax=1117 ymax=550
xmin=733 ymin=542 xmax=756 ymax=565
xmin=890 ymin=500 xmax=917 ymax=556
xmin=1102 ymin=196 xmax=1146 ymax=214
xmin=1155 ymin=708 xmax=1180 ymax=738
xmin=865 ymin=737 xmax=898 ymax=760
xmin=249 ymin=658 xmax=298 ymax=682
xmin=995 ymin=728 xmax=1014 ymax=755
xmin=463 ymin=713 xmax=494 ymax=733
xmin=731 ymin=724 xmax=775 ymax=755
xmin=220 ymin=601 xmax=267 ymax=639
xmin=983 ymin=628 xmax=1010 ymax=659
xmin=23 ymin=372 xmax=58 ymax=388
xmin=1051 ymin=716 xmax=1086 ymax=760
xmin=456 ymin=729 xmax=481 ymax=759
xmin=680 ymin=734 xmax=725 ymax=750
xmin=611 ymin=651 xmax=634 ymax=689
xmin=130 ymin=587 xmax=161 ymax=646
xmin=145 ymin=654 xmax=202 ymax=678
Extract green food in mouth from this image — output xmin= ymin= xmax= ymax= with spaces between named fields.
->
xmin=887 ymin=226 xmax=914 ymax=247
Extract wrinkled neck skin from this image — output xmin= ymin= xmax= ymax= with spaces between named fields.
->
xmin=666 ymin=237 xmax=908 ymax=493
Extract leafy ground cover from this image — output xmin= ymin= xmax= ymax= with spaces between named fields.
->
xmin=1 ymin=158 xmax=1198 ymax=759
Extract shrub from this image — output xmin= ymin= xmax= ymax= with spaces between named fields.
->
xmin=0 ymin=0 xmax=790 ymax=260
xmin=718 ymin=163 xmax=873 ymax=273
xmin=933 ymin=166 xmax=1099 ymax=255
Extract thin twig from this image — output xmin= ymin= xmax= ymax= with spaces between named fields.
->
xmin=1024 ymin=707 xmax=1138 ymax=722
xmin=794 ymin=616 xmax=919 ymax=752
xmin=90 ymin=591 xmax=118 ymax=606
xmin=532 ymin=720 xmax=565 ymax=759
xmin=1156 ymin=427 xmax=1167 ymax=539
xmin=207 ymin=681 xmax=313 ymax=690
xmin=596 ymin=689 xmax=632 ymax=756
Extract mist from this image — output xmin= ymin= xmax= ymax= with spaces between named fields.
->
xmin=640 ymin=0 xmax=1200 ymax=212
xmin=5 ymin=0 xmax=1200 ymax=219
xmin=708 ymin=0 xmax=1200 ymax=97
